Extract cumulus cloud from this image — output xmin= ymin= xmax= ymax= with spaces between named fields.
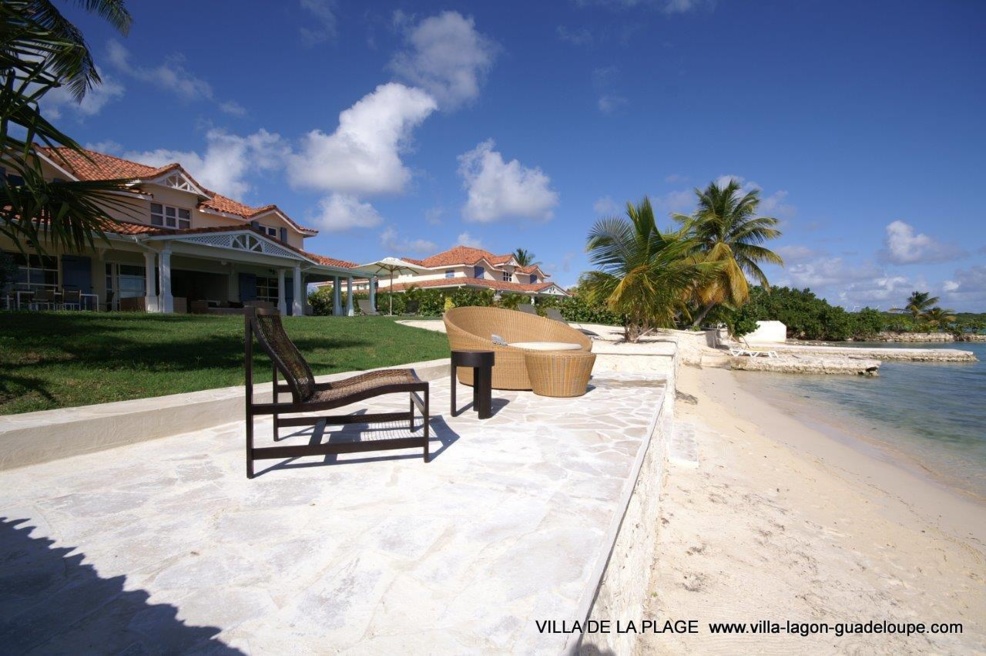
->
xmin=40 ymin=68 xmax=125 ymax=119
xmin=458 ymin=140 xmax=559 ymax=223
xmin=300 ymin=0 xmax=338 ymax=46
xmin=941 ymin=265 xmax=986 ymax=311
xmin=593 ymin=196 xmax=621 ymax=217
xmin=593 ymin=66 xmax=628 ymax=115
xmin=557 ymin=25 xmax=593 ymax=46
xmin=773 ymin=255 xmax=914 ymax=310
xmin=287 ymin=83 xmax=437 ymax=195
xmin=380 ymin=227 xmax=437 ymax=254
xmin=878 ymin=220 xmax=965 ymax=265
xmin=106 ymin=41 xmax=244 ymax=114
xmin=310 ymin=193 xmax=383 ymax=231
xmin=652 ymin=189 xmax=696 ymax=217
xmin=125 ymin=129 xmax=288 ymax=199
xmin=456 ymin=232 xmax=483 ymax=248
xmin=574 ymin=0 xmax=715 ymax=14
xmin=389 ymin=11 xmax=497 ymax=111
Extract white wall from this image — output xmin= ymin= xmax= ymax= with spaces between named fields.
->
xmin=744 ymin=320 xmax=787 ymax=344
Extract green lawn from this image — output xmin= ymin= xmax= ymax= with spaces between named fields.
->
xmin=0 ymin=312 xmax=450 ymax=416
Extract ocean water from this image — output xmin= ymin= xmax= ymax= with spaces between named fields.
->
xmin=738 ymin=342 xmax=986 ymax=501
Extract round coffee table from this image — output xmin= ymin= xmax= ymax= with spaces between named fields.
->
xmin=450 ymin=349 xmax=496 ymax=418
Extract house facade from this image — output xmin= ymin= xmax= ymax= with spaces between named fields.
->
xmin=1 ymin=148 xmax=362 ymax=315
xmin=374 ymin=246 xmax=569 ymax=298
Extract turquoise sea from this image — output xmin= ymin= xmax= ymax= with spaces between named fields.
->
xmin=739 ymin=342 xmax=986 ymax=502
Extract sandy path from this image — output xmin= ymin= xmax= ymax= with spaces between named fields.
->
xmin=640 ymin=364 xmax=986 ymax=655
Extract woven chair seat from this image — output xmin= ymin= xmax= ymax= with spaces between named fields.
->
xmin=310 ymin=369 xmax=422 ymax=403
xmin=443 ymin=306 xmax=592 ymax=390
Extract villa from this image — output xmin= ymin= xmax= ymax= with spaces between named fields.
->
xmin=1 ymin=148 xmax=363 ymax=316
xmin=316 ymin=246 xmax=570 ymax=302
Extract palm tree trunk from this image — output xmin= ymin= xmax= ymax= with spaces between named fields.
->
xmin=690 ymin=302 xmax=715 ymax=328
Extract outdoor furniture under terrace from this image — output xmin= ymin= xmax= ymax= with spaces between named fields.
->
xmin=61 ymin=289 xmax=82 ymax=310
xmin=524 ymin=350 xmax=597 ymax=398
xmin=358 ymin=299 xmax=379 ymax=316
xmin=244 ymin=307 xmax=431 ymax=478
xmin=443 ymin=306 xmax=592 ymax=390
xmin=450 ymin=349 xmax=495 ymax=419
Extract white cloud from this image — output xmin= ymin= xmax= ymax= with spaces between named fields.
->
xmin=458 ymin=139 xmax=559 ymax=223
xmin=424 ymin=206 xmax=444 ymax=225
xmin=774 ymin=245 xmax=817 ymax=264
xmin=598 ymin=95 xmax=628 ymax=114
xmin=878 ymin=220 xmax=965 ymax=265
xmin=557 ymin=25 xmax=593 ymax=46
xmin=658 ymin=190 xmax=698 ymax=217
xmin=574 ymin=0 xmax=715 ymax=14
xmin=40 ymin=68 xmax=125 ymax=119
xmin=456 ymin=232 xmax=483 ymax=248
xmin=300 ymin=0 xmax=338 ymax=46
xmin=941 ymin=265 xmax=986 ymax=312
xmin=310 ymin=193 xmax=383 ymax=231
xmin=593 ymin=196 xmax=621 ymax=217
xmin=380 ymin=227 xmax=437 ymax=254
xmin=125 ymin=129 xmax=288 ymax=199
xmin=287 ymin=83 xmax=437 ymax=195
xmin=389 ymin=11 xmax=497 ymax=111
xmin=665 ymin=173 xmax=688 ymax=184
xmin=773 ymin=255 xmax=915 ymax=310
xmin=106 ymin=41 xmax=244 ymax=112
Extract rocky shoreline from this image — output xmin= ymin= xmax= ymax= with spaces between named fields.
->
xmin=874 ymin=331 xmax=986 ymax=343
xmin=730 ymin=353 xmax=881 ymax=376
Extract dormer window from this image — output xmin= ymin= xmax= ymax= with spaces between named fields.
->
xmin=260 ymin=225 xmax=278 ymax=238
xmin=502 ymin=271 xmax=511 ymax=282
xmin=151 ymin=203 xmax=191 ymax=229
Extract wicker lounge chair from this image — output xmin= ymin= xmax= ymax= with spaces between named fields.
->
xmin=244 ymin=308 xmax=430 ymax=478
xmin=443 ymin=306 xmax=592 ymax=390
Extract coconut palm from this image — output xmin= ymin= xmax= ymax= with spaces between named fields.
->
xmin=894 ymin=291 xmax=941 ymax=319
xmin=922 ymin=306 xmax=956 ymax=330
xmin=512 ymin=248 xmax=539 ymax=267
xmin=1 ymin=0 xmax=135 ymax=253
xmin=583 ymin=197 xmax=715 ymax=342
xmin=673 ymin=180 xmax=784 ymax=327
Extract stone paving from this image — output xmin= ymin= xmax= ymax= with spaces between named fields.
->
xmin=0 ymin=371 xmax=667 ymax=655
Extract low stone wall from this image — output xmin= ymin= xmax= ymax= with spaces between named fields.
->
xmin=576 ymin=341 xmax=678 ymax=655
xmin=0 ymin=359 xmax=449 ymax=471
xmin=875 ymin=332 xmax=986 ymax=343
xmin=730 ymin=353 xmax=881 ymax=376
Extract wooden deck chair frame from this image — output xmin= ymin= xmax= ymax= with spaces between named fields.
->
xmin=244 ymin=308 xmax=430 ymax=478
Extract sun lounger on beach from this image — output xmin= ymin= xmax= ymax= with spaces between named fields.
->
xmin=729 ymin=348 xmax=778 ymax=358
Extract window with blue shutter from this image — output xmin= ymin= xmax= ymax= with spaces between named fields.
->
xmin=474 ymin=266 xmax=484 ymax=279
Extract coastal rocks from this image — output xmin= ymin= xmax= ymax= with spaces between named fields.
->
xmin=875 ymin=331 xmax=986 ymax=343
xmin=729 ymin=354 xmax=881 ymax=376
xmin=779 ymin=346 xmax=977 ymax=362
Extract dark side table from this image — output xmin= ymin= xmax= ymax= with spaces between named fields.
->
xmin=450 ymin=349 xmax=495 ymax=419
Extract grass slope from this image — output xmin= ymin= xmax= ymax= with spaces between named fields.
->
xmin=0 ymin=312 xmax=450 ymax=415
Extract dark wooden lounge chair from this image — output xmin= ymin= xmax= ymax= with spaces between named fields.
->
xmin=244 ymin=308 xmax=430 ymax=478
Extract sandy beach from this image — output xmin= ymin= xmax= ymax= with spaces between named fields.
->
xmin=641 ymin=363 xmax=986 ymax=655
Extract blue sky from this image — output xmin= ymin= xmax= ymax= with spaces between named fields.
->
xmin=46 ymin=0 xmax=986 ymax=311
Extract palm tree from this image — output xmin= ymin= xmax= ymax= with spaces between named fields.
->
xmin=583 ymin=197 xmax=715 ymax=342
xmin=673 ymin=180 xmax=784 ymax=327
xmin=512 ymin=248 xmax=539 ymax=267
xmin=1 ymin=0 xmax=136 ymax=253
xmin=894 ymin=291 xmax=941 ymax=319
xmin=922 ymin=306 xmax=956 ymax=330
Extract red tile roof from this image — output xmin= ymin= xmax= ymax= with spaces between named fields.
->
xmin=388 ymin=277 xmax=562 ymax=295
xmin=410 ymin=246 xmax=549 ymax=278
xmin=38 ymin=146 xmax=316 ymax=236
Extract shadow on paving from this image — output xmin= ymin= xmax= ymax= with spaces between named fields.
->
xmin=0 ymin=517 xmax=243 ymax=655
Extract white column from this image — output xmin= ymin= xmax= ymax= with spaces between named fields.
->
xmin=346 ymin=277 xmax=354 ymax=316
xmin=143 ymin=251 xmax=157 ymax=312
xmin=292 ymin=266 xmax=303 ymax=316
xmin=369 ymin=276 xmax=377 ymax=309
xmin=277 ymin=269 xmax=286 ymax=315
xmin=160 ymin=247 xmax=173 ymax=313
xmin=332 ymin=276 xmax=342 ymax=316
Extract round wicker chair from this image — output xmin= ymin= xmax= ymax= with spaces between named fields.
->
xmin=443 ymin=306 xmax=592 ymax=390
